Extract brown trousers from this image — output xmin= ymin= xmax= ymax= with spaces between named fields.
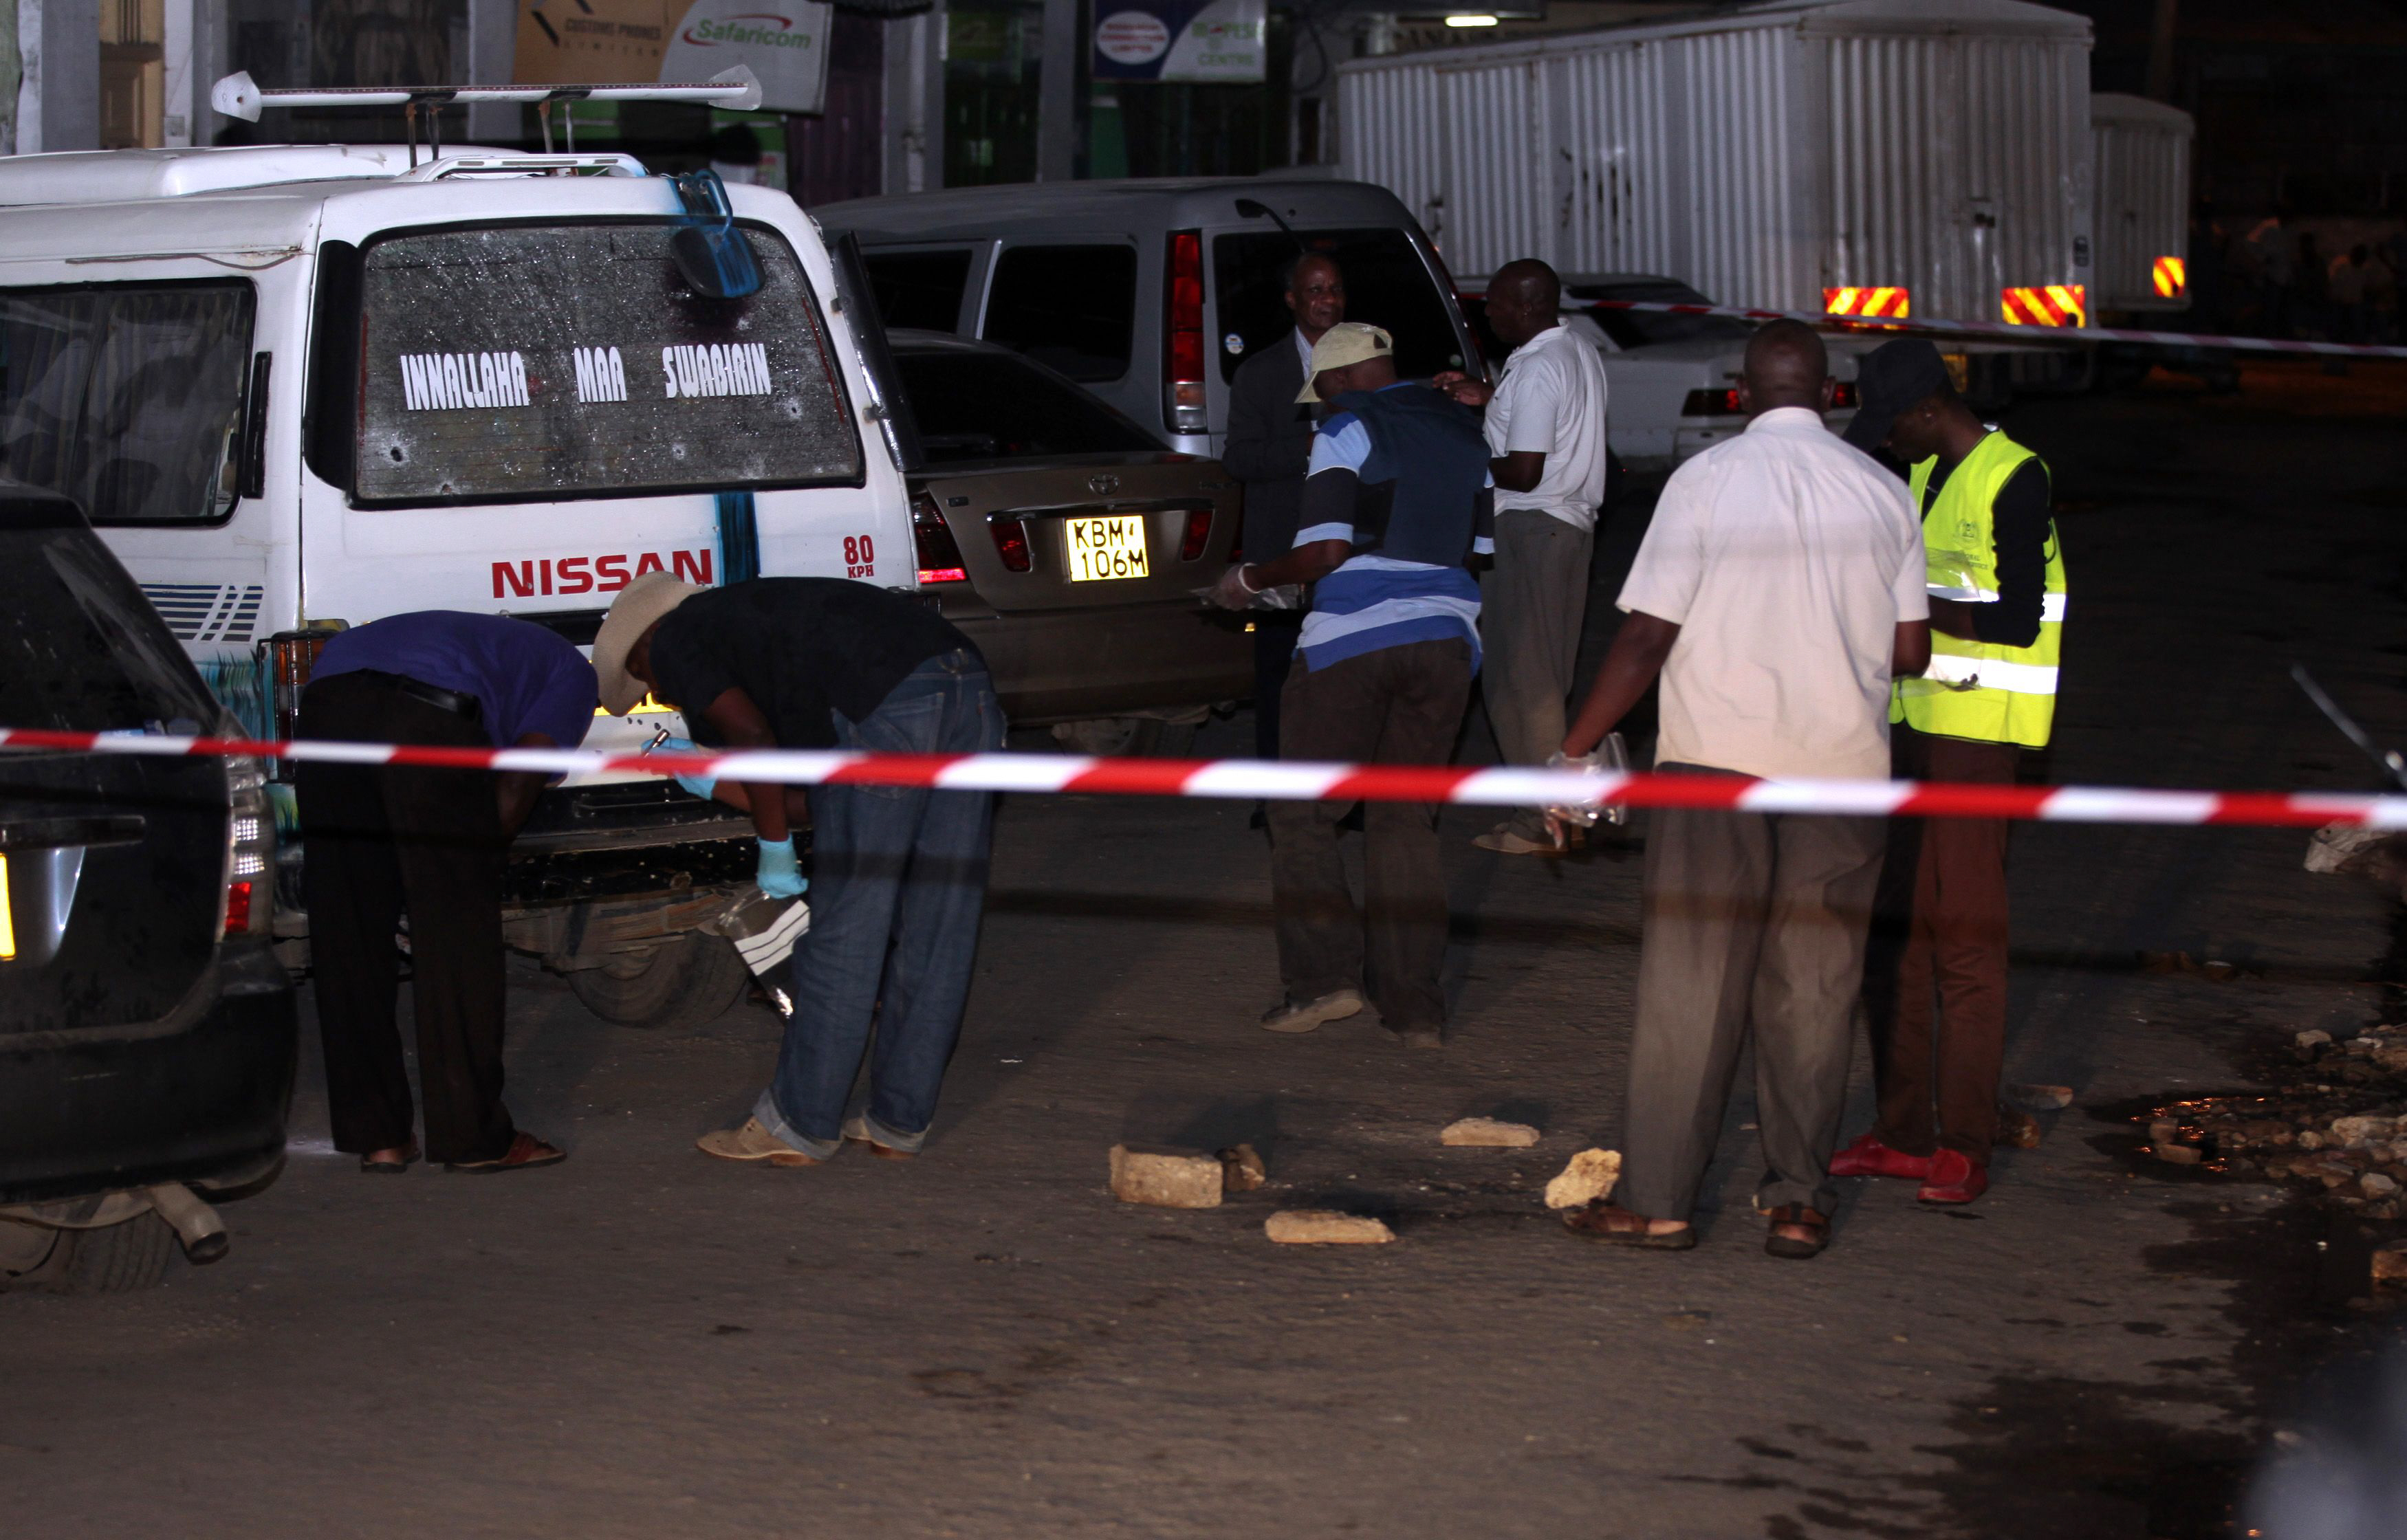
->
xmin=1617 ymin=771 xmax=1885 ymax=1222
xmin=1863 ymin=725 xmax=2022 ymax=1165
xmin=1269 ymin=638 xmax=1475 ymax=1029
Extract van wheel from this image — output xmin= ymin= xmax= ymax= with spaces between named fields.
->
xmin=568 ymin=932 xmax=752 ymax=1031
xmin=31 ymin=1214 xmax=178 ymax=1295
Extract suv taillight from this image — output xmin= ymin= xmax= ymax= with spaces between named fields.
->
xmin=1164 ymin=230 xmax=1207 ymax=435
xmin=1831 ymin=381 xmax=1860 ymax=408
xmin=913 ymin=492 xmax=968 ymax=584
xmin=222 ymin=753 xmax=273 ymax=940
xmin=1681 ymin=387 xmax=1745 ymax=418
xmin=1179 ymin=505 xmax=1212 ymax=562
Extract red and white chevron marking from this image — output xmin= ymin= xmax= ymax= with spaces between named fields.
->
xmin=1581 ymin=297 xmax=2407 ymax=361
xmin=3 ymin=727 xmax=2403 ymax=829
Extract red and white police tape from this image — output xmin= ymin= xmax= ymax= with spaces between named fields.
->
xmin=1581 ymin=297 xmax=2407 ymax=362
xmin=3 ymin=725 xmax=2402 ymax=829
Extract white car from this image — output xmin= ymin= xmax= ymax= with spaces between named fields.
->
xmin=1464 ymin=274 xmax=1871 ymax=468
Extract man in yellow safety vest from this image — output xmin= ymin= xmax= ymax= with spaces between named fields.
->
xmin=1831 ymin=339 xmax=2067 ymax=1205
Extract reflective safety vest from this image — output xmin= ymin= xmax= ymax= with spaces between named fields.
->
xmin=1893 ymin=430 xmax=2067 ymax=749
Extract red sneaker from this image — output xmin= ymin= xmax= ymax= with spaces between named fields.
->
xmin=1829 ymin=1133 xmax=1933 ymax=1180
xmin=1917 ymin=1149 xmax=1989 ymax=1204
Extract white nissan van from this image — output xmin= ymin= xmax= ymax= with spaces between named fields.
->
xmin=0 ymin=140 xmax=918 ymax=1027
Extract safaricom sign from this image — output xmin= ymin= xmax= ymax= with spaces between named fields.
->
xmin=661 ymin=0 xmax=834 ymax=113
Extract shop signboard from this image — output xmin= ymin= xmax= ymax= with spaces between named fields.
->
xmin=518 ymin=0 xmax=833 ymax=114
xmin=1091 ymin=0 xmax=1266 ymax=84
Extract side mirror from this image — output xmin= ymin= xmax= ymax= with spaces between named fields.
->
xmin=668 ymin=169 xmax=762 ymax=300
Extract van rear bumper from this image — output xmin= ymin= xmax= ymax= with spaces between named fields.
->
xmin=0 ymin=943 xmax=298 ymax=1207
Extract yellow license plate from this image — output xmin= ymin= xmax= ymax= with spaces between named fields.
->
xmin=1066 ymin=515 xmax=1150 ymax=582
xmin=0 ymin=854 xmax=14 ymax=961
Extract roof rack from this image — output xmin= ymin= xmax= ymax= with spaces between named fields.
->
xmin=210 ymin=67 xmax=762 ymax=166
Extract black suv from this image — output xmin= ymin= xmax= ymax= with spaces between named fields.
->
xmin=0 ymin=486 xmax=296 ymax=1293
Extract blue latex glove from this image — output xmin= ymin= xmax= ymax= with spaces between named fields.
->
xmin=653 ymin=736 xmax=717 ymax=800
xmin=754 ymin=835 xmax=806 ymax=899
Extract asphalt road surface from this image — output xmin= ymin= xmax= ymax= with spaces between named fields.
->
xmin=8 ymin=363 xmax=2406 ymax=1539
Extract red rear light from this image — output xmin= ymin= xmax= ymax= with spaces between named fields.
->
xmin=261 ymin=630 xmax=333 ymax=746
xmin=1680 ymin=387 xmax=1745 ymax=417
xmin=1164 ymin=230 xmax=1206 ymax=434
xmin=913 ymin=492 xmax=968 ymax=584
xmin=1179 ymin=506 xmax=1212 ymax=562
xmin=1831 ymin=382 xmax=1859 ymax=408
xmin=990 ymin=516 xmax=1032 ymax=573
xmin=223 ymin=881 xmax=253 ymax=936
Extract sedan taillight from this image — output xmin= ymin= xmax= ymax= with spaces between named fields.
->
xmin=913 ymin=492 xmax=968 ymax=584
xmin=1179 ymin=506 xmax=1212 ymax=562
xmin=1681 ymin=387 xmax=1745 ymax=418
xmin=990 ymin=516 xmax=1032 ymax=573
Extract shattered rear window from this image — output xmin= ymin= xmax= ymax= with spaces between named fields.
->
xmin=354 ymin=221 xmax=862 ymax=505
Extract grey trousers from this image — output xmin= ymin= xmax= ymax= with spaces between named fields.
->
xmin=1616 ymin=767 xmax=1885 ymax=1222
xmin=1479 ymin=509 xmax=1594 ymax=835
xmin=1269 ymin=638 xmax=1476 ymax=1028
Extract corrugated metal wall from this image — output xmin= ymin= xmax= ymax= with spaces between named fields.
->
xmin=1554 ymin=44 xmax=1678 ymax=278
xmin=1811 ymin=27 xmax=2089 ymax=322
xmin=1437 ymin=60 xmax=1550 ymax=272
xmin=1336 ymin=3 xmax=2093 ymax=320
xmin=1336 ymin=65 xmax=1448 ymax=249
xmin=2093 ymin=102 xmax=2191 ymax=311
xmin=1673 ymin=25 xmax=1802 ymax=311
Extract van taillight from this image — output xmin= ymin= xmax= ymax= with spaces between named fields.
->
xmin=261 ymin=630 xmax=334 ymax=744
xmin=223 ymin=882 xmax=254 ymax=936
xmin=1179 ymin=506 xmax=1212 ymax=562
xmin=1164 ymin=230 xmax=1207 ymax=435
xmin=990 ymin=516 xmax=1032 ymax=573
xmin=913 ymin=492 xmax=968 ymax=584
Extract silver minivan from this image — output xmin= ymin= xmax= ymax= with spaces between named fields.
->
xmin=816 ymin=177 xmax=1486 ymax=456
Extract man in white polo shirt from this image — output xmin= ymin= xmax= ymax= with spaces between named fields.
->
xmin=1551 ymin=320 xmax=1930 ymax=1260
xmin=1439 ymin=258 xmax=1612 ymax=853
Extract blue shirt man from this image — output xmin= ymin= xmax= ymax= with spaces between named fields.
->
xmin=1206 ymin=322 xmax=1494 ymax=1046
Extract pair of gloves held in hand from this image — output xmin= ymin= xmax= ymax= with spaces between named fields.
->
xmin=655 ymin=736 xmax=807 ymax=899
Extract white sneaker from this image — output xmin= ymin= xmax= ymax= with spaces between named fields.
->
xmin=1259 ymin=989 xmax=1365 ymax=1034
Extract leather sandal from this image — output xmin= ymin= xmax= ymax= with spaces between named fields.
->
xmin=1764 ymin=1203 xmax=1831 ymax=1260
xmin=360 ymin=1142 xmax=420 ymax=1174
xmin=1561 ymin=1200 xmax=1696 ymax=1249
xmin=444 ymin=1130 xmax=567 ymax=1174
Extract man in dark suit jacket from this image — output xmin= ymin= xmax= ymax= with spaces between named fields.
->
xmin=1221 ymin=253 xmax=1345 ymax=764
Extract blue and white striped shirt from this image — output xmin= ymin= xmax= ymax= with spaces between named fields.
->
xmin=1292 ymin=397 xmax=1494 ymax=672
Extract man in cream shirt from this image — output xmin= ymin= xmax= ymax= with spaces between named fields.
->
xmin=1439 ymin=258 xmax=1613 ymax=852
xmin=1551 ymin=320 xmax=1930 ymax=1261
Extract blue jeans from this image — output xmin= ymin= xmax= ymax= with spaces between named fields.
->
xmin=752 ymin=650 xmax=1004 ymax=1159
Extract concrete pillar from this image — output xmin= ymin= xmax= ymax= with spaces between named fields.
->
xmin=17 ymin=0 xmax=101 ymax=154
xmin=1035 ymin=0 xmax=1074 ymax=180
xmin=882 ymin=8 xmax=940 ymax=194
xmin=464 ymin=0 xmax=517 ymax=146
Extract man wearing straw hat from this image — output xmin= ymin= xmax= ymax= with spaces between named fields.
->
xmin=1208 ymin=320 xmax=1495 ymax=1048
xmin=592 ymin=572 xmax=1003 ymax=1166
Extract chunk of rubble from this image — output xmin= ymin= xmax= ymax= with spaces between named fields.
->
xmin=1265 ymin=1210 xmax=1393 ymax=1245
xmin=2296 ymin=1030 xmax=2335 ymax=1050
xmin=1217 ymin=1143 xmax=1267 ymax=1193
xmin=1441 ymin=1117 xmax=1540 ymax=1148
xmin=2375 ymin=1242 xmax=2407 ymax=1288
xmin=1109 ymin=1145 xmax=1222 ymax=1209
xmin=1544 ymin=1148 xmax=1623 ymax=1209
xmin=2006 ymin=1084 xmax=2074 ymax=1112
